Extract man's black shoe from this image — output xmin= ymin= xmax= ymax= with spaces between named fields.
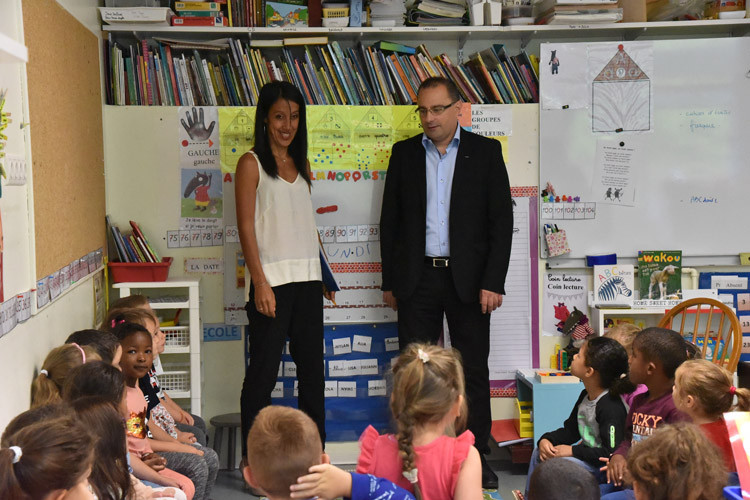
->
xmin=481 ymin=453 xmax=499 ymax=490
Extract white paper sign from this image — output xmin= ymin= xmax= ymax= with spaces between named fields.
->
xmin=352 ymin=335 xmax=372 ymax=353
xmin=345 ymin=360 xmax=361 ymax=376
xmin=294 ymin=380 xmax=299 ymax=397
xmin=368 ymin=379 xmax=387 ymax=397
xmin=592 ymin=136 xmax=642 ymax=206
xmin=711 ymin=276 xmax=748 ymax=290
xmin=360 ymin=358 xmax=379 ymax=376
xmin=332 ymin=337 xmax=352 ymax=355
xmin=338 ymin=381 xmax=357 ymax=398
xmin=328 ymin=360 xmax=347 ymax=377
xmin=385 ymin=337 xmax=400 ymax=352
xmin=185 ymin=258 xmax=224 ymax=274
xmin=325 ymin=380 xmax=338 ymax=397
xmin=284 ymin=361 xmax=297 ymax=378
xmin=271 ymin=381 xmax=284 ymax=398
xmin=471 ymin=105 xmax=513 ymax=137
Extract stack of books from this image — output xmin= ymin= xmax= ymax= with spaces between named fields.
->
xmin=104 ymin=36 xmax=540 ymax=106
xmin=172 ymin=1 xmax=228 ymax=26
xmin=532 ymin=0 xmax=623 ymax=24
xmin=368 ymin=0 xmax=408 ymax=26
xmin=107 ymin=217 xmax=161 ymax=264
xmin=407 ymin=0 xmax=469 ymax=25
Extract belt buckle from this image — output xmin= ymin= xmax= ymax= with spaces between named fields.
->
xmin=432 ymin=257 xmax=449 ymax=268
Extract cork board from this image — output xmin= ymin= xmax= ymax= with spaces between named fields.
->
xmin=23 ymin=0 xmax=105 ymax=279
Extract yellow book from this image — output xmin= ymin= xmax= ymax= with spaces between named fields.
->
xmin=175 ymin=2 xmax=220 ymax=10
xmin=206 ymin=61 xmax=223 ymax=105
xmin=320 ymin=48 xmax=347 ymax=104
xmin=283 ymin=37 xmax=329 ymax=46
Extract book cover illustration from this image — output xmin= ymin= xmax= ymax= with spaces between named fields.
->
xmin=637 ymin=250 xmax=682 ymax=300
xmin=593 ymin=264 xmax=634 ymax=306
xmin=266 ymin=0 xmax=308 ymax=27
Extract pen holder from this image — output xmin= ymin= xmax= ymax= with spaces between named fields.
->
xmin=545 ymin=230 xmax=570 ymax=257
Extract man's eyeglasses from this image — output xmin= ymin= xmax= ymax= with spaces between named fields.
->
xmin=415 ymin=100 xmax=459 ymax=116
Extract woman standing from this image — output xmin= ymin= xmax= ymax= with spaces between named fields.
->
xmin=236 ymin=82 xmax=333 ymax=468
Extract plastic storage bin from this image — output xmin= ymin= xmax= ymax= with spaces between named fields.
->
xmin=162 ymin=326 xmax=190 ymax=348
xmin=160 ymin=362 xmax=191 ymax=392
xmin=108 ymin=257 xmax=172 ymax=283
xmin=515 ymin=399 xmax=534 ymax=438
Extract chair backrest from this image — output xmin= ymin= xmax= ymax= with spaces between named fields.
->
xmin=657 ymin=298 xmax=742 ymax=372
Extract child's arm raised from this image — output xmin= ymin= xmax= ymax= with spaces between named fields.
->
xmin=453 ymin=445 xmax=483 ymax=500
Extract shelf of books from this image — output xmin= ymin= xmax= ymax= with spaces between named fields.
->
xmin=102 ymin=33 xmax=541 ymax=106
xmin=102 ymin=17 xmax=750 ymax=107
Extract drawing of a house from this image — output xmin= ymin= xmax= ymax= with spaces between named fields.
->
xmin=220 ymin=109 xmax=255 ymax=173
xmin=592 ymin=44 xmax=651 ymax=133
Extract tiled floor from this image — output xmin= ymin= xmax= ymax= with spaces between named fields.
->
xmin=211 ymin=445 xmax=529 ymax=500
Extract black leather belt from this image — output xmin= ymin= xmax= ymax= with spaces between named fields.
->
xmin=425 ymin=257 xmax=450 ymax=268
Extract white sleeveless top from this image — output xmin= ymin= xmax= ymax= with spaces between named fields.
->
xmin=244 ymin=151 xmax=321 ymax=301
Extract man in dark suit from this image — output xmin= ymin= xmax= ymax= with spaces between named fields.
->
xmin=380 ymin=77 xmax=513 ymax=489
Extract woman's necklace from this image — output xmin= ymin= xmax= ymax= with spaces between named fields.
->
xmin=272 ymin=152 xmax=289 ymax=164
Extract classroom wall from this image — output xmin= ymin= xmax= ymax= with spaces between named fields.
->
xmin=0 ymin=0 xmax=103 ymax=433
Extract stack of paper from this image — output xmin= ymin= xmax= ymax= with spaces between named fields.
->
xmin=408 ymin=0 xmax=468 ymax=25
xmin=532 ymin=0 xmax=622 ymax=24
xmin=368 ymin=0 xmax=408 ymax=26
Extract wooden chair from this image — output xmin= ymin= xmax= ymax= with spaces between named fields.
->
xmin=658 ymin=298 xmax=742 ymax=372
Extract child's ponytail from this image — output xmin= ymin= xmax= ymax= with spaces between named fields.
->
xmin=30 ymin=344 xmax=100 ymax=408
xmin=732 ymin=386 xmax=750 ymax=411
xmin=584 ymin=337 xmax=635 ymax=397
xmin=396 ymin=409 xmax=423 ymax=500
xmin=0 ymin=446 xmax=26 ymax=500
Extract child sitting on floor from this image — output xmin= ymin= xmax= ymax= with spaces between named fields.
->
xmin=627 ymin=423 xmax=725 ymax=500
xmin=604 ymin=323 xmax=645 ymax=408
xmin=355 ymin=343 xmax=481 ymax=500
xmin=673 ymin=358 xmax=750 ymax=473
xmin=524 ymin=337 xmax=633 ymax=495
xmin=244 ymin=405 xmax=415 ymax=500
xmin=600 ymin=327 xmax=692 ymax=499
xmin=527 ymin=458 xmax=599 ymax=500
xmin=30 ymin=342 xmax=100 ymax=408
xmin=0 ymin=407 xmax=95 ymax=499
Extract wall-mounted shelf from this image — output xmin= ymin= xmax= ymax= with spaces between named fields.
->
xmin=0 ymin=31 xmax=28 ymax=63
xmin=102 ymin=18 xmax=750 ymax=40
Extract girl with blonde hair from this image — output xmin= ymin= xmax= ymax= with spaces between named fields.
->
xmin=30 ymin=343 xmax=100 ymax=408
xmin=673 ymin=359 xmax=750 ymax=472
xmin=355 ymin=343 xmax=481 ymax=500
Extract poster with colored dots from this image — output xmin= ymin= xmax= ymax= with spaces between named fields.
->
xmin=308 ymin=106 xmax=353 ymax=171
xmin=218 ymin=107 xmax=255 ymax=174
xmin=392 ymin=105 xmax=423 ymax=144
xmin=351 ymin=106 xmax=393 ymax=171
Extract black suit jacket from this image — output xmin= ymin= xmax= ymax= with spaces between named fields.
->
xmin=380 ymin=128 xmax=514 ymax=303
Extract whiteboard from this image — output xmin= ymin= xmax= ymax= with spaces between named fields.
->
xmin=539 ymin=37 xmax=750 ymax=261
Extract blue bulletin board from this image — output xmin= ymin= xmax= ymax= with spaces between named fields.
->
xmin=699 ymin=273 xmax=750 ymax=362
xmin=246 ymin=323 xmax=400 ymax=441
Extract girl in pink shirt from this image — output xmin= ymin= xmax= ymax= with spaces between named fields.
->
xmin=356 ymin=343 xmax=482 ymax=500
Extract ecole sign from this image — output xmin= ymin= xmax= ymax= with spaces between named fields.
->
xmin=203 ymin=323 xmax=242 ymax=342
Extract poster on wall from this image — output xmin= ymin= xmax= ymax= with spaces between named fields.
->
xmin=179 ymin=169 xmax=223 ymax=230
xmin=542 ymin=272 xmax=589 ymax=337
